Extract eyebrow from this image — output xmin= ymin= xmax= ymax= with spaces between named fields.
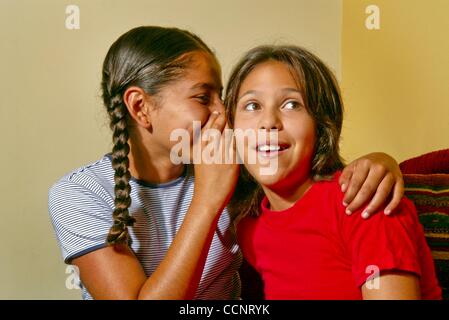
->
xmin=237 ymin=88 xmax=302 ymax=102
xmin=190 ymin=82 xmax=223 ymax=94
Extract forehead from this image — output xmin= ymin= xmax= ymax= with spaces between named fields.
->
xmin=181 ymin=51 xmax=223 ymax=89
xmin=240 ymin=60 xmax=299 ymax=92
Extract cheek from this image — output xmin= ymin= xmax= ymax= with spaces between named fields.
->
xmin=233 ymin=116 xmax=257 ymax=158
xmin=305 ymin=122 xmax=317 ymax=150
xmin=302 ymin=127 xmax=316 ymax=149
xmin=233 ymin=113 xmax=257 ymax=131
xmin=294 ymin=127 xmax=317 ymax=162
xmin=188 ymin=108 xmax=210 ymax=127
xmin=164 ymin=109 xmax=210 ymax=136
xmin=290 ymin=117 xmax=316 ymax=145
xmin=165 ymin=109 xmax=211 ymax=149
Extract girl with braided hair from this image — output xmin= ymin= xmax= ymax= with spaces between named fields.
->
xmin=49 ymin=26 xmax=405 ymax=300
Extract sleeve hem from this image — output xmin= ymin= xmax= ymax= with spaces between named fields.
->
xmin=65 ymin=243 xmax=108 ymax=264
xmin=354 ymin=259 xmax=422 ymax=288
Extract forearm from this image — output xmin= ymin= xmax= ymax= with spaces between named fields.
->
xmin=138 ymin=195 xmax=223 ymax=299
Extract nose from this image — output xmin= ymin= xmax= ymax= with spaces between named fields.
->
xmin=259 ymin=109 xmax=282 ymax=131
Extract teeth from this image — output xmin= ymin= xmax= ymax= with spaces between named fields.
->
xmin=259 ymin=145 xmax=281 ymax=152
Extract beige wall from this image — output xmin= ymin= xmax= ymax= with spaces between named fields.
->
xmin=0 ymin=0 xmax=341 ymax=299
xmin=341 ymin=0 xmax=449 ymax=163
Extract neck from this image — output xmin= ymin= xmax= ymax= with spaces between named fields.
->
xmin=127 ymin=128 xmax=185 ymax=184
xmin=262 ymin=177 xmax=314 ymax=212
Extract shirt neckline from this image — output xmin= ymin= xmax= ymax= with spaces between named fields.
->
xmin=258 ymin=172 xmax=341 ymax=228
xmin=258 ymin=180 xmax=319 ymax=228
xmin=104 ymin=153 xmax=189 ymax=189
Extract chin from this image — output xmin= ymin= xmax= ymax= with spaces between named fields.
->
xmin=247 ymin=166 xmax=285 ymax=187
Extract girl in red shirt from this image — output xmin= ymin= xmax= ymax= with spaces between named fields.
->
xmin=225 ymin=45 xmax=442 ymax=299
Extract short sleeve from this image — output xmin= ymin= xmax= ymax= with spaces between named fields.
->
xmin=48 ymin=180 xmax=113 ymax=264
xmin=340 ymin=198 xmax=423 ymax=288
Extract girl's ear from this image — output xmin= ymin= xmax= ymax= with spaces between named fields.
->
xmin=123 ymin=86 xmax=153 ymax=130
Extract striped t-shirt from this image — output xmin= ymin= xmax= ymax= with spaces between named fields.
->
xmin=48 ymin=154 xmax=242 ymax=300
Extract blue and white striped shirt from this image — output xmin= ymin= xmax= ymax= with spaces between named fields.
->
xmin=48 ymin=154 xmax=242 ymax=300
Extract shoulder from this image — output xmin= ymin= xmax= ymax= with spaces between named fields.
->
xmin=310 ymin=172 xmax=421 ymax=238
xmin=339 ymin=194 xmax=421 ymax=250
xmin=314 ymin=171 xmax=344 ymax=191
xmin=49 ymin=155 xmax=114 ymax=199
xmin=340 ymin=196 xmax=426 ymax=288
xmin=48 ymin=155 xmax=116 ymax=219
xmin=306 ymin=171 xmax=345 ymax=207
xmin=51 ymin=154 xmax=113 ymax=187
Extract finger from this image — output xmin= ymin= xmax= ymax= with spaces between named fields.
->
xmin=203 ymin=110 xmax=221 ymax=131
xmin=195 ymin=111 xmax=220 ymax=157
xmin=220 ymin=123 xmax=235 ymax=163
xmin=342 ymin=162 xmax=370 ymax=210
xmin=194 ymin=111 xmax=219 ymax=147
xmin=359 ymin=173 xmax=395 ymax=219
xmin=384 ymin=176 xmax=405 ymax=215
xmin=345 ymin=165 xmax=384 ymax=214
xmin=339 ymin=164 xmax=354 ymax=193
xmin=211 ymin=112 xmax=226 ymax=132
xmin=202 ymin=112 xmax=226 ymax=164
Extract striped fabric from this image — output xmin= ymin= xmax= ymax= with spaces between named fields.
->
xmin=48 ymin=154 xmax=242 ymax=300
xmin=400 ymin=148 xmax=449 ymax=175
xmin=403 ymin=174 xmax=449 ymax=256
xmin=403 ymin=174 xmax=449 ymax=300
xmin=401 ymin=149 xmax=449 ymax=299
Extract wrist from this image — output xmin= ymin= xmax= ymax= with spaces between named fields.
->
xmin=191 ymin=192 xmax=227 ymax=215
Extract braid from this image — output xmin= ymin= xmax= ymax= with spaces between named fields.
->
xmin=100 ymin=26 xmax=215 ymax=246
xmin=106 ymin=94 xmax=136 ymax=245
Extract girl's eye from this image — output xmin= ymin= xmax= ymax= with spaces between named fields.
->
xmin=283 ymin=100 xmax=302 ymax=110
xmin=196 ymin=95 xmax=211 ymax=105
xmin=244 ymin=102 xmax=259 ymax=111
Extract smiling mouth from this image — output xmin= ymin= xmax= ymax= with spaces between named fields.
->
xmin=255 ymin=143 xmax=290 ymax=156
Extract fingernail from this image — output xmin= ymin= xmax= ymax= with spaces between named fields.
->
xmin=212 ymin=111 xmax=220 ymax=115
xmin=341 ymin=184 xmax=346 ymax=192
xmin=346 ymin=209 xmax=352 ymax=215
xmin=362 ymin=211 xmax=370 ymax=219
xmin=342 ymin=201 xmax=348 ymax=207
xmin=384 ymin=209 xmax=391 ymax=215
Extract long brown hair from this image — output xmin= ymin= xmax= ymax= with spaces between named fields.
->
xmin=101 ymin=26 xmax=215 ymax=245
xmin=224 ymin=45 xmax=345 ymax=220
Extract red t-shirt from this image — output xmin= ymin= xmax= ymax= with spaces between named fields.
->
xmin=237 ymin=172 xmax=442 ymax=300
